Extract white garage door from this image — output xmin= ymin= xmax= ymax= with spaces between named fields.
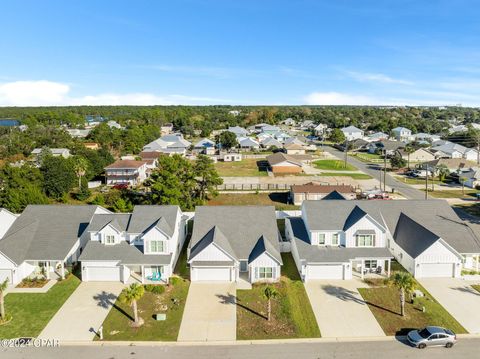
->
xmin=0 ymin=269 xmax=12 ymax=284
xmin=194 ymin=267 xmax=232 ymax=281
xmin=307 ymin=264 xmax=344 ymax=280
xmin=86 ymin=266 xmax=121 ymax=281
xmin=418 ymin=263 xmax=454 ymax=278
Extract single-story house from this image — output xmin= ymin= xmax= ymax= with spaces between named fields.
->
xmin=260 ymin=136 xmax=283 ymax=149
xmin=0 ymin=205 xmax=109 ymax=286
xmin=266 ymin=152 xmax=303 ymax=174
xmin=228 ymin=126 xmax=248 ymax=137
xmin=367 ymin=140 xmax=406 ymax=156
xmin=187 ymin=206 xmax=282 ymax=283
xmin=286 ymin=200 xmax=480 ymax=281
xmin=105 ymin=160 xmax=148 ymax=186
xmin=143 ymin=134 xmax=191 ymax=156
xmin=289 ymin=183 xmax=356 ymax=205
xmin=397 ymin=148 xmax=435 ymax=163
xmin=284 ymin=143 xmax=306 ymax=155
xmin=79 ymin=205 xmax=187 ymax=284
xmin=31 ymin=148 xmax=71 ymax=159
xmin=459 ymin=168 xmax=480 ymax=188
xmin=238 ymin=137 xmax=260 ymax=150
xmin=422 ymin=158 xmax=477 ymax=173
xmin=221 ymin=153 xmax=242 ymax=162
xmin=365 ymin=132 xmax=389 ymax=142
xmin=193 ymin=138 xmax=216 ymax=155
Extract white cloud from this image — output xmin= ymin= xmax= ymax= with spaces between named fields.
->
xmin=0 ymin=80 xmax=229 ymax=106
xmin=345 ymin=71 xmax=413 ymax=85
xmin=304 ymin=92 xmax=381 ymax=105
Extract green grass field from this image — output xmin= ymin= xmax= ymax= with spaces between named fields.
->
xmin=318 ymin=172 xmax=373 ymax=180
xmin=215 ymin=159 xmax=268 ymax=177
xmin=207 ymin=192 xmax=299 ymax=210
xmin=236 ymin=253 xmax=320 ymax=339
xmin=0 ymin=275 xmax=80 ymax=338
xmin=313 ymin=159 xmax=357 ymax=171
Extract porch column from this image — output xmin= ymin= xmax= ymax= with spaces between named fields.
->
xmin=361 ymin=259 xmax=364 ymax=280
xmin=60 ymin=261 xmax=65 ymax=280
xmin=141 ymin=265 xmax=145 ymax=284
xmin=46 ymin=262 xmax=50 ymax=280
xmin=387 ymin=259 xmax=391 ymax=277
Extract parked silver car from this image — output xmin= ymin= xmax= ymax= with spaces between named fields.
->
xmin=407 ymin=326 xmax=457 ymax=349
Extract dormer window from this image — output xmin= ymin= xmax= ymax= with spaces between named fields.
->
xmin=105 ymin=235 xmax=115 ymax=245
xmin=356 ymin=234 xmax=374 ymax=247
xmin=149 ymin=240 xmax=165 ymax=253
xmin=318 ymin=233 xmax=325 ymax=245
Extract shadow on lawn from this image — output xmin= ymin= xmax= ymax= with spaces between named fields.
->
xmin=216 ymin=293 xmax=267 ymax=320
xmin=93 ymin=291 xmax=134 ymax=322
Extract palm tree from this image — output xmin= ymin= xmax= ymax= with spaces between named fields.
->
xmin=404 ymin=145 xmax=415 ymax=169
xmin=72 ymin=156 xmax=89 ymax=189
xmin=0 ymin=279 xmax=9 ymax=321
xmin=385 ymin=272 xmax=416 ymax=317
xmin=118 ymin=283 xmax=145 ymax=327
xmin=263 ymin=286 xmax=279 ymax=321
xmin=437 ymin=164 xmax=450 ymax=182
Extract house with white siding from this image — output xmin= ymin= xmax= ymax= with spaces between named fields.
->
xmin=79 ymin=206 xmax=187 ymax=284
xmin=341 ymin=126 xmax=364 ymax=141
xmin=187 ymin=206 xmax=282 ymax=283
xmin=286 ymin=200 xmax=480 ymax=281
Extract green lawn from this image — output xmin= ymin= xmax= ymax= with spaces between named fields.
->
xmin=426 ymin=189 xmax=480 ymax=199
xmin=173 ymin=221 xmax=192 ymax=280
xmin=358 ymin=286 xmax=466 ymax=336
xmin=472 ymin=285 xmax=480 ymax=293
xmin=215 ymin=158 xmax=268 ymax=177
xmin=318 ymin=172 xmax=373 ymax=180
xmin=99 ymin=278 xmax=190 ymax=341
xmin=400 ymin=177 xmax=445 ymax=185
xmin=0 ymin=275 xmax=80 ymax=338
xmin=236 ymin=253 xmax=320 ymax=340
xmin=351 ymin=153 xmax=383 ymax=162
xmin=207 ymin=192 xmax=299 ymax=210
xmin=313 ymin=159 xmax=357 ymax=171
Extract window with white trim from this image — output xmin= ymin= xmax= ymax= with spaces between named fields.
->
xmin=105 ymin=235 xmax=115 ymax=244
xmin=258 ymin=267 xmax=274 ymax=279
xmin=364 ymin=260 xmax=377 ymax=269
xmin=357 ymin=234 xmax=374 ymax=247
xmin=318 ymin=233 xmax=325 ymax=245
xmin=332 ymin=233 xmax=339 ymax=246
xmin=149 ymin=240 xmax=165 ymax=253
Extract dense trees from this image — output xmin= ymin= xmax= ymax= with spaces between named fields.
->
xmin=216 ymin=131 xmax=237 ymax=150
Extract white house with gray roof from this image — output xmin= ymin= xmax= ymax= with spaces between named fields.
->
xmin=79 ymin=205 xmax=187 ymax=284
xmin=187 ymin=206 xmax=283 ymax=283
xmin=286 ymin=200 xmax=480 ymax=281
xmin=0 ymin=205 xmax=109 ymax=286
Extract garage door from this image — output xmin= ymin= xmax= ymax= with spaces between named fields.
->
xmin=86 ymin=266 xmax=121 ymax=281
xmin=0 ymin=269 xmax=12 ymax=284
xmin=194 ymin=267 xmax=232 ymax=281
xmin=307 ymin=264 xmax=344 ymax=280
xmin=418 ymin=263 xmax=454 ymax=278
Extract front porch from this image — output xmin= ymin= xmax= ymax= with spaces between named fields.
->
xmin=352 ymin=258 xmax=391 ymax=280
xmin=28 ymin=260 xmax=69 ymax=281
xmin=127 ymin=264 xmax=169 ymax=285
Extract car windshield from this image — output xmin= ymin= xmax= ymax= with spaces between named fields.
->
xmin=418 ymin=328 xmax=431 ymax=338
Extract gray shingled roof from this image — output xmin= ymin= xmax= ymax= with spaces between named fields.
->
xmin=79 ymin=241 xmax=171 ymax=265
xmin=322 ymin=191 xmax=347 ymax=200
xmin=302 ymin=200 xmax=480 ymax=254
xmin=88 ymin=214 xmax=131 ymax=232
xmin=128 ymin=205 xmax=179 ymax=236
xmin=393 ymin=213 xmax=441 ymax=258
xmin=0 ymin=205 xmax=99 ymax=264
xmin=288 ymin=217 xmax=392 ymax=263
xmin=190 ymin=226 xmax=237 ymax=261
xmin=189 ymin=206 xmax=282 ymax=264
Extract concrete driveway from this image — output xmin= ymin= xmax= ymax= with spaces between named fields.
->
xmin=178 ymin=282 xmax=236 ymax=342
xmin=419 ymin=278 xmax=480 ymax=334
xmin=39 ymin=282 xmax=125 ymax=341
xmin=305 ymin=279 xmax=385 ymax=338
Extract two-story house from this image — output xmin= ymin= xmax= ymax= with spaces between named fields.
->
xmin=187 ymin=206 xmax=283 ymax=283
xmin=104 ymin=159 xmax=148 ymax=186
xmin=79 ymin=205 xmax=187 ymax=284
xmin=286 ymin=200 xmax=480 ymax=281
xmin=391 ymin=127 xmax=414 ymax=142
xmin=341 ymin=125 xmax=364 ymax=141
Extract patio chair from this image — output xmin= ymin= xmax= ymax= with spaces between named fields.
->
xmin=376 ymin=266 xmax=382 ymax=274
xmin=146 ymin=272 xmax=162 ymax=281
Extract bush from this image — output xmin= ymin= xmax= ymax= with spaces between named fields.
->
xmin=169 ymin=277 xmax=182 ymax=286
xmin=144 ymin=284 xmax=165 ymax=294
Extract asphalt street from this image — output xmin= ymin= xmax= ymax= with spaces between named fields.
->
xmin=321 ymin=146 xmax=426 ymax=199
xmin=1 ymin=338 xmax=479 ymax=359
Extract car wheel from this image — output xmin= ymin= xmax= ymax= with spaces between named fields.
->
xmin=445 ymin=342 xmax=454 ymax=348
xmin=418 ymin=343 xmax=427 ymax=349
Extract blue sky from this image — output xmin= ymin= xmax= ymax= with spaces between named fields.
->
xmin=1 ymin=0 xmax=480 ymax=106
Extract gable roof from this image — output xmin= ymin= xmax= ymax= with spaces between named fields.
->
xmin=189 ymin=206 xmax=282 ymax=263
xmin=291 ymin=183 xmax=354 ymax=194
xmin=267 ymin=152 xmax=302 ymax=167
xmin=393 ymin=213 xmax=440 ymax=258
xmin=343 ymin=205 xmax=368 ymax=231
xmin=302 ymin=200 xmax=480 ymax=254
xmin=105 ymin=160 xmax=146 ymax=170
xmin=128 ymin=205 xmax=179 ymax=237
xmin=322 ymin=190 xmax=347 ymax=200
xmin=189 ymin=226 xmax=237 ymax=261
xmin=248 ymin=235 xmax=281 ymax=264
xmin=0 ymin=205 xmax=99 ymax=264
xmin=341 ymin=125 xmax=363 ymax=133
xmin=87 ymin=214 xmax=131 ymax=233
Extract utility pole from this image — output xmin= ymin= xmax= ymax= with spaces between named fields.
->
xmin=425 ymin=165 xmax=428 ymax=200
xmin=344 ymin=140 xmax=348 ymax=169
xmin=383 ymin=149 xmax=387 ymax=192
